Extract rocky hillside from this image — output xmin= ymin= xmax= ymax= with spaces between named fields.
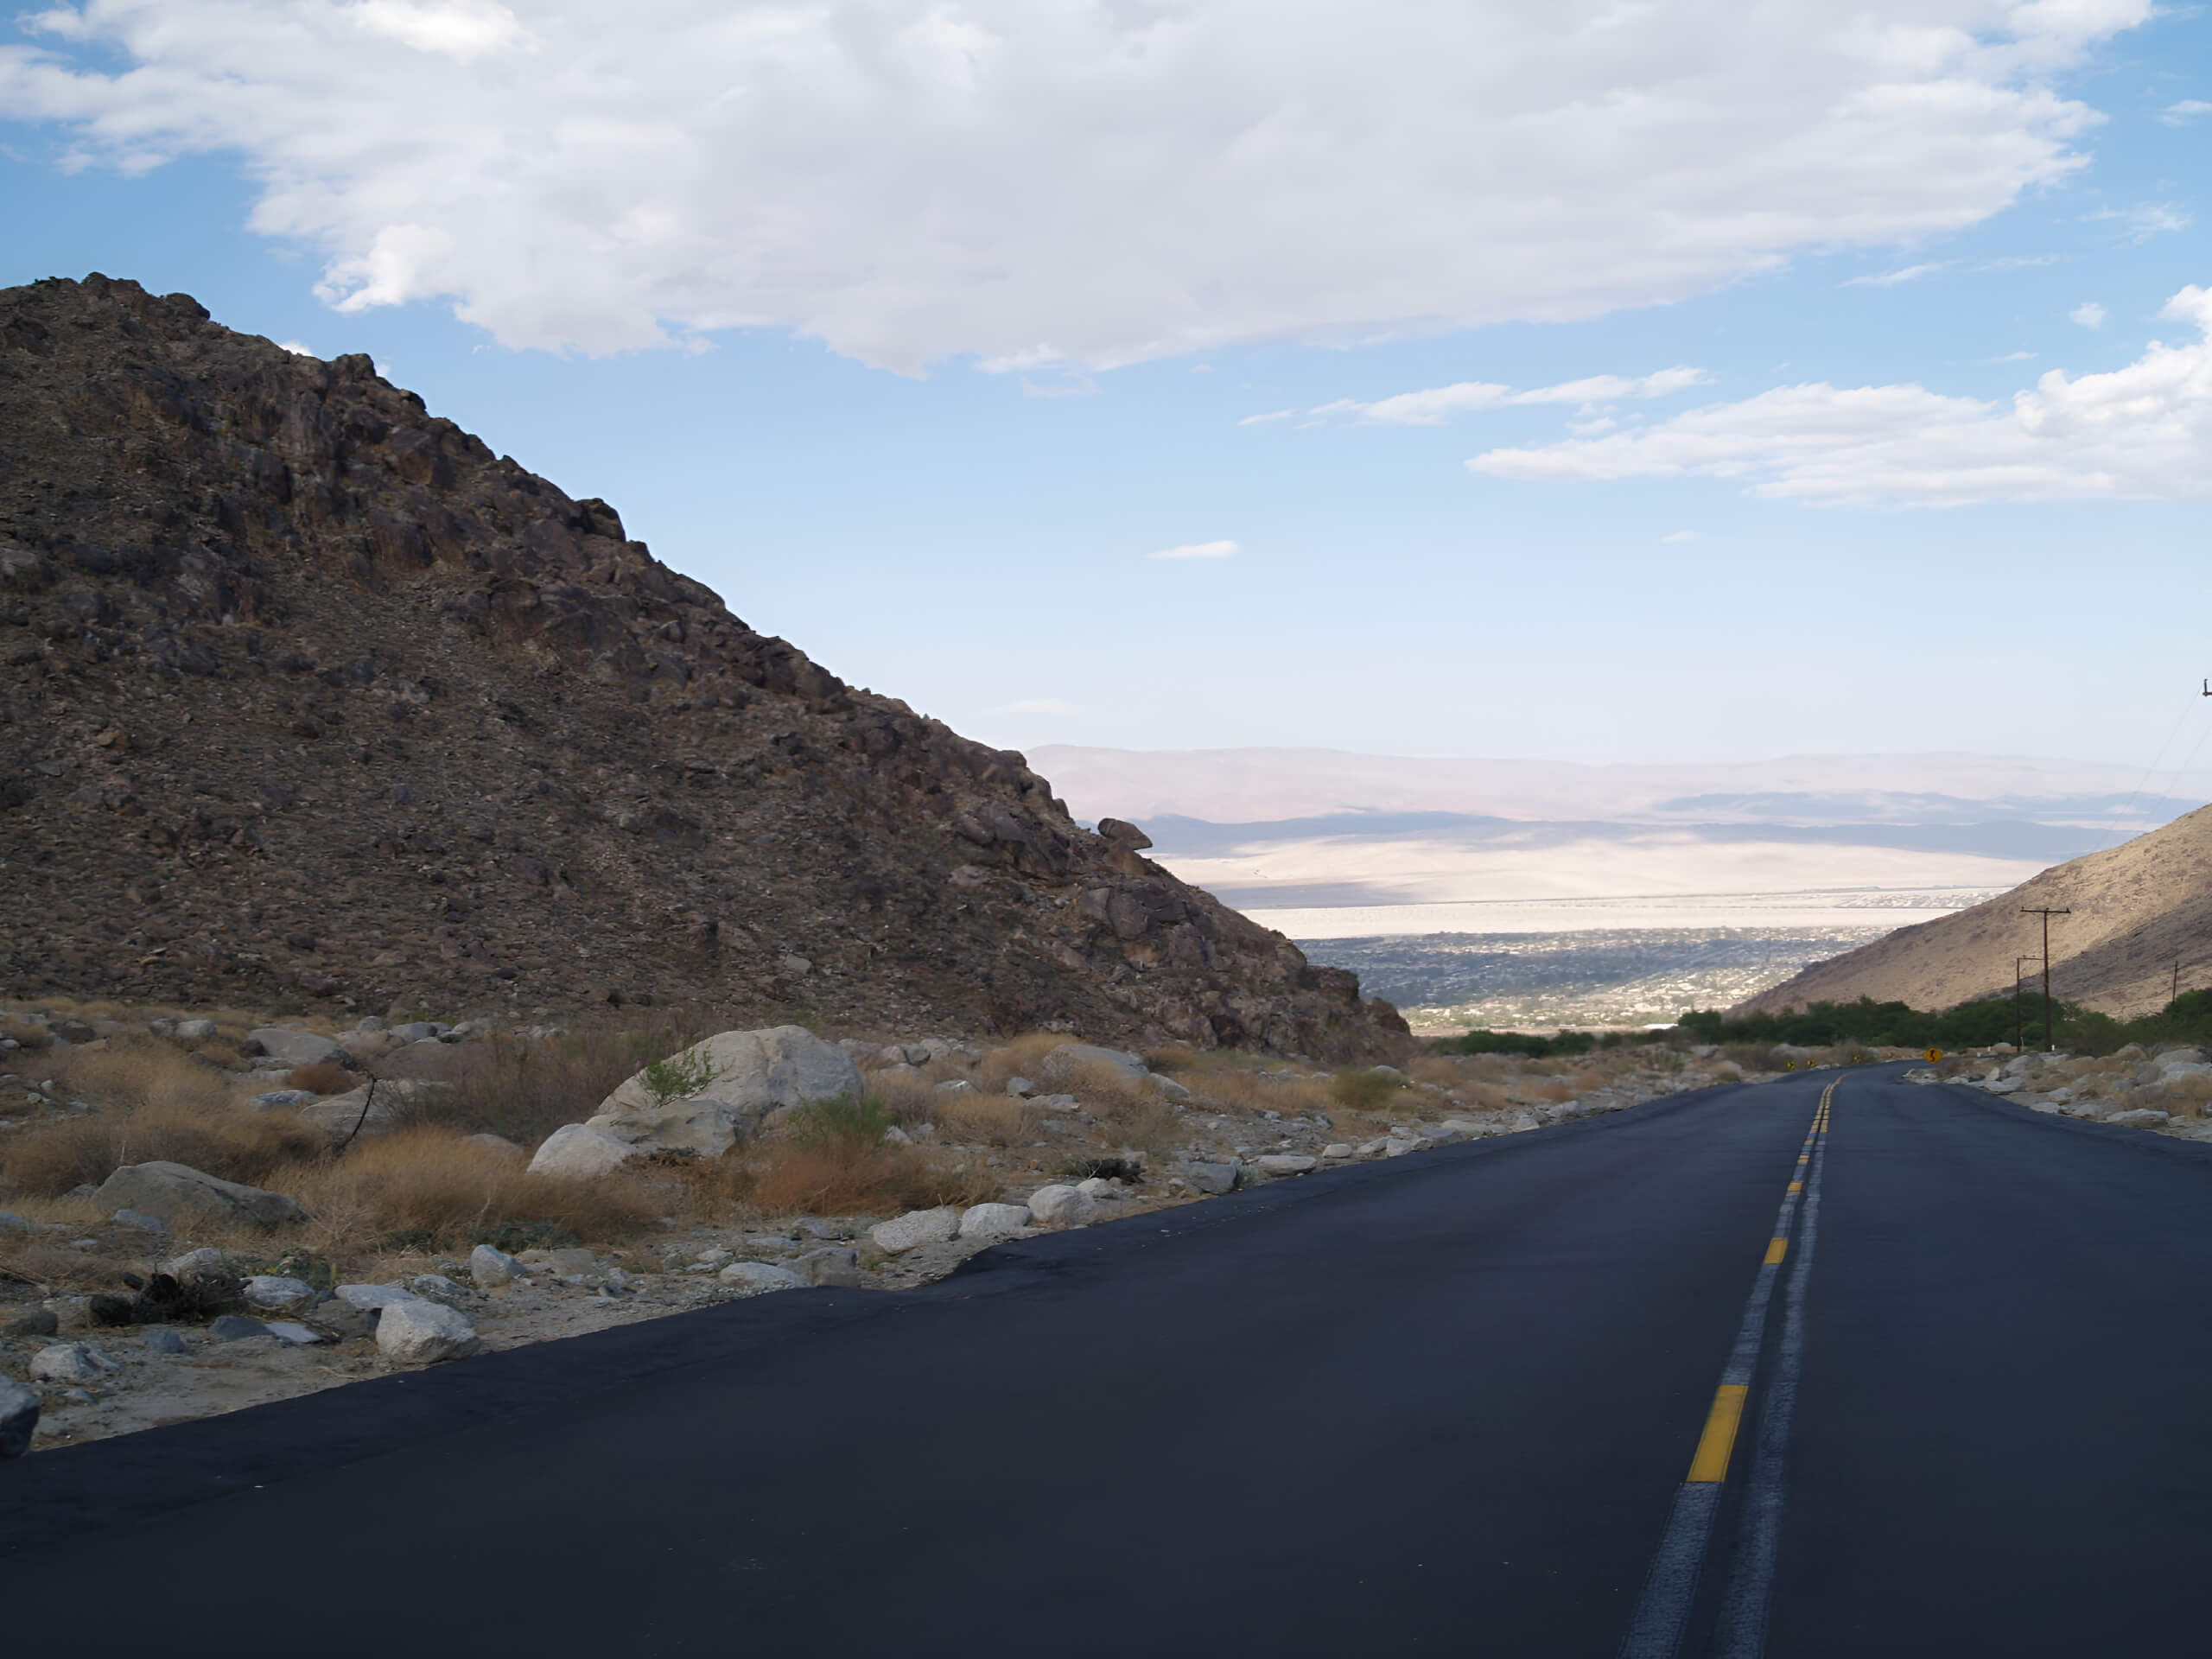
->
xmin=1735 ymin=803 xmax=2212 ymax=1019
xmin=0 ymin=275 xmax=1406 ymax=1060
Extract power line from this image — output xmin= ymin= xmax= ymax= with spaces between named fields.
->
xmin=2022 ymin=907 xmax=2071 ymax=1052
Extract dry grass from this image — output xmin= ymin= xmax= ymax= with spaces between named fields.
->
xmin=869 ymin=1069 xmax=951 ymax=1128
xmin=1 ymin=1015 xmax=50 ymax=1050
xmin=404 ymin=1014 xmax=718 ymax=1144
xmin=1447 ymin=1080 xmax=1511 ymax=1112
xmin=734 ymin=1141 xmax=997 ymax=1217
xmin=288 ymin=1060 xmax=357 ymax=1096
xmin=284 ymin=1128 xmax=663 ymax=1255
xmin=973 ymin=1032 xmax=1072 ymax=1093
xmin=934 ymin=1092 xmax=1039 ymax=1146
xmin=1 ymin=1099 xmax=326 ymax=1197
xmin=1330 ymin=1070 xmax=1407 ymax=1113
xmin=52 ymin=1041 xmax=233 ymax=1115
xmin=1175 ymin=1061 xmax=1333 ymax=1119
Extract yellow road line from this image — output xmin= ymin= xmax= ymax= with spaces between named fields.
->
xmin=1687 ymin=1385 xmax=1749 ymax=1483
xmin=1764 ymin=1237 xmax=1789 ymax=1263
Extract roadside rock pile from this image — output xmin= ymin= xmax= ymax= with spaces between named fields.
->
xmin=1940 ymin=1045 xmax=2212 ymax=1138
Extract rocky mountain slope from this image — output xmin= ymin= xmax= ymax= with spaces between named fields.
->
xmin=0 ymin=275 xmax=1405 ymax=1060
xmin=1735 ymin=804 xmax=2212 ymax=1019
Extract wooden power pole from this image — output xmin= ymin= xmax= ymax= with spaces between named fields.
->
xmin=2022 ymin=907 xmax=2072 ymax=1052
xmin=2015 ymin=956 xmax=2039 ymax=1051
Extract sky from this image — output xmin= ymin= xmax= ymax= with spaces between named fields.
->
xmin=3 ymin=1 xmax=2211 ymax=778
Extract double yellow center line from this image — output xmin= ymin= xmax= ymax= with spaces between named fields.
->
xmin=1618 ymin=1080 xmax=1836 ymax=1659
xmin=1682 ymin=1084 xmax=1830 ymax=1490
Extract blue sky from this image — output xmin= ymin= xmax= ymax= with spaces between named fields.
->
xmin=3 ymin=1 xmax=2209 ymax=775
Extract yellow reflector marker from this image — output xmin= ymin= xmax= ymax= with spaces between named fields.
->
xmin=1787 ymin=1181 xmax=1802 ymax=1194
xmin=1764 ymin=1238 xmax=1788 ymax=1264
xmin=1687 ymin=1385 xmax=1750 ymax=1483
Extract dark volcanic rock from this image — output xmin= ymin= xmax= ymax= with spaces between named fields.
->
xmin=0 ymin=275 xmax=1406 ymax=1060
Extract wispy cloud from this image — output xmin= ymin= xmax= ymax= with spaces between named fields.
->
xmin=1991 ymin=351 xmax=2037 ymax=362
xmin=1237 ymin=408 xmax=1296 ymax=426
xmin=1318 ymin=366 xmax=1708 ymax=427
xmin=1147 ymin=540 xmax=1240 ymax=561
xmin=2161 ymin=99 xmax=2212 ymax=127
xmin=1978 ymin=254 xmax=2060 ymax=271
xmin=1467 ymin=283 xmax=2212 ymax=510
xmin=1660 ymin=530 xmax=1700 ymax=543
xmin=1845 ymin=262 xmax=1949 ymax=288
xmin=2071 ymin=301 xmax=2107 ymax=329
xmin=2088 ymin=202 xmax=2192 ymax=244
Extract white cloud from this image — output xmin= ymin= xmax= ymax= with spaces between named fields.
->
xmin=1326 ymin=366 xmax=1709 ymax=426
xmin=1660 ymin=530 xmax=1702 ymax=543
xmin=1148 ymin=540 xmax=1240 ymax=561
xmin=2088 ymin=201 xmax=2191 ymax=243
xmin=1991 ymin=349 xmax=2037 ymax=360
xmin=2071 ymin=300 xmax=2107 ymax=328
xmin=2161 ymin=99 xmax=2212 ymax=126
xmin=1468 ymin=283 xmax=2212 ymax=507
xmin=276 ymin=339 xmax=315 ymax=355
xmin=1846 ymin=262 xmax=1951 ymax=287
xmin=1007 ymin=698 xmax=1075 ymax=715
xmin=0 ymin=1 xmax=2149 ymax=371
xmin=1238 ymin=409 xmax=1298 ymax=426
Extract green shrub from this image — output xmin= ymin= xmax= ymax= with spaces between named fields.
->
xmin=1331 ymin=1070 xmax=1403 ymax=1111
xmin=787 ymin=1092 xmax=894 ymax=1150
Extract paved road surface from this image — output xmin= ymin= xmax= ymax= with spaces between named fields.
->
xmin=5 ymin=1067 xmax=2209 ymax=1656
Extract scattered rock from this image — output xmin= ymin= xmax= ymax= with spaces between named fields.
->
xmin=1039 ymin=1043 xmax=1149 ymax=1086
xmin=1182 ymin=1161 xmax=1238 ymax=1196
xmin=1005 ymin=1075 xmax=1037 ymax=1098
xmin=469 ymin=1243 xmax=522 ymax=1289
xmin=791 ymin=1247 xmax=864 ymax=1288
xmin=172 ymin=1018 xmax=218 ymax=1042
xmin=30 ymin=1342 xmax=119 ymax=1385
xmin=92 ymin=1161 xmax=307 ymax=1228
xmin=242 ymin=1275 xmax=316 ymax=1312
xmin=309 ymin=1300 xmax=376 ymax=1340
xmin=0 ymin=1376 xmax=37 ymax=1458
xmin=261 ymin=1320 xmax=327 ymax=1346
xmin=2107 ymin=1109 xmax=2172 ymax=1128
xmin=958 ymin=1202 xmax=1032 ymax=1239
xmin=0 ymin=1209 xmax=29 ymax=1235
xmin=141 ymin=1328 xmax=188 ymax=1356
xmin=410 ymin=1274 xmax=467 ymax=1300
xmin=334 ymin=1283 xmax=421 ymax=1311
xmin=587 ymin=1026 xmax=865 ymax=1154
xmin=868 ymin=1207 xmax=963 ymax=1255
xmin=526 ymin=1123 xmax=643 ymax=1180
xmin=1151 ymin=1075 xmax=1192 ymax=1102
xmin=718 ymin=1262 xmax=807 ymax=1293
xmin=246 ymin=1090 xmax=312 ymax=1112
xmin=297 ymin=1078 xmax=451 ymax=1142
xmin=465 ymin=1133 xmax=524 ymax=1155
xmin=1254 ymin=1154 xmax=1319 ymax=1179
xmin=376 ymin=1299 xmax=480 ymax=1364
xmin=1319 ymin=1143 xmax=1355 ymax=1160
xmin=247 ymin=1027 xmax=352 ymax=1069
xmin=4 ymin=1309 xmax=60 ymax=1338
xmin=111 ymin=1207 xmax=168 ymax=1234
xmin=1074 ymin=1177 xmax=1121 ymax=1201
xmin=164 ymin=1247 xmax=224 ymax=1280
xmin=1027 ymin=1184 xmax=1098 ymax=1227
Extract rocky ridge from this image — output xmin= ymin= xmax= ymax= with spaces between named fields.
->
xmin=0 ymin=275 xmax=1405 ymax=1060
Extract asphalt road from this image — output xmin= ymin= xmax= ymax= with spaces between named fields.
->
xmin=5 ymin=1067 xmax=2210 ymax=1656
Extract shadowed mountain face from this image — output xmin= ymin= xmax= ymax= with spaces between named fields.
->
xmin=0 ymin=275 xmax=1405 ymax=1059
xmin=1735 ymin=802 xmax=2212 ymax=1020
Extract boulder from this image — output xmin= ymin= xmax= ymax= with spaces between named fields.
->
xmin=376 ymin=1299 xmax=480 ymax=1364
xmin=164 ymin=1247 xmax=224 ymax=1280
xmin=92 ymin=1161 xmax=306 ymax=1228
xmin=261 ymin=1321 xmax=327 ymax=1346
xmin=1039 ymin=1043 xmax=1149 ymax=1087
xmin=868 ymin=1207 xmax=963 ymax=1255
xmin=1005 ymin=1075 xmax=1037 ymax=1098
xmin=958 ymin=1203 xmax=1032 ymax=1239
xmin=1319 ymin=1143 xmax=1355 ymax=1160
xmin=335 ymin=1283 xmax=422 ymax=1311
xmin=0 ymin=1376 xmax=37 ymax=1458
xmin=1150 ymin=1076 xmax=1192 ymax=1102
xmin=1074 ymin=1177 xmax=1122 ymax=1201
xmin=1254 ymin=1154 xmax=1319 ymax=1179
xmin=718 ymin=1261 xmax=807 ymax=1293
xmin=1027 ymin=1184 xmax=1098 ymax=1228
xmin=30 ymin=1343 xmax=119 ymax=1386
xmin=308 ymin=1300 xmax=376 ymax=1340
xmin=209 ymin=1314 xmax=272 ymax=1342
xmin=142 ymin=1328 xmax=188 ymax=1356
xmin=0 ymin=1208 xmax=29 ymax=1235
xmin=2107 ymin=1109 xmax=2172 ymax=1128
xmin=1182 ymin=1160 xmax=1238 ymax=1196
xmin=4 ymin=1309 xmax=59 ymax=1338
xmin=248 ymin=1027 xmax=351 ymax=1069
xmin=241 ymin=1275 xmax=316 ymax=1312
xmin=527 ymin=1123 xmax=644 ymax=1180
xmin=791 ymin=1247 xmax=864 ymax=1288
xmin=587 ymin=1026 xmax=864 ymax=1154
xmin=469 ymin=1243 xmax=522 ymax=1289
xmin=298 ymin=1078 xmax=452 ymax=1142
xmin=246 ymin=1090 xmax=311 ymax=1112
xmin=380 ymin=1039 xmax=474 ymax=1083
xmin=466 ymin=1133 xmax=525 ymax=1155
xmin=173 ymin=1018 xmax=219 ymax=1042
xmin=389 ymin=1021 xmax=446 ymax=1044
xmin=111 ymin=1207 xmax=167 ymax=1234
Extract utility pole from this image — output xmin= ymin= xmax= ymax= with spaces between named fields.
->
xmin=2175 ymin=960 xmax=2187 ymax=1007
xmin=2022 ymin=906 xmax=2072 ymax=1052
xmin=2015 ymin=956 xmax=2039 ymax=1051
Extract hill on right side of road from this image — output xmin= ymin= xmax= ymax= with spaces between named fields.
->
xmin=1734 ymin=802 xmax=2212 ymax=1019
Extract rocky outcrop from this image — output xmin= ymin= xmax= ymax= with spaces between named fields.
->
xmin=90 ymin=1161 xmax=306 ymax=1228
xmin=586 ymin=1026 xmax=862 ymax=1153
xmin=0 ymin=275 xmax=1405 ymax=1062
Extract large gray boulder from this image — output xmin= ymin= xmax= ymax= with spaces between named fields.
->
xmin=586 ymin=1026 xmax=864 ymax=1154
xmin=247 ymin=1027 xmax=351 ymax=1069
xmin=958 ymin=1202 xmax=1032 ymax=1239
xmin=92 ymin=1161 xmax=307 ymax=1228
xmin=297 ymin=1078 xmax=451 ymax=1142
xmin=868 ymin=1207 xmax=962 ymax=1255
xmin=1038 ymin=1043 xmax=1149 ymax=1088
xmin=527 ymin=1123 xmax=642 ymax=1180
xmin=1027 ymin=1184 xmax=1098 ymax=1228
xmin=0 ymin=1375 xmax=39 ymax=1458
xmin=376 ymin=1299 xmax=480 ymax=1364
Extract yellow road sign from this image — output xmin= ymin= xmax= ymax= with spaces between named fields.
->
xmin=1924 ymin=1048 xmax=1943 ymax=1063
